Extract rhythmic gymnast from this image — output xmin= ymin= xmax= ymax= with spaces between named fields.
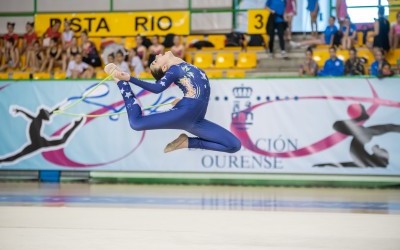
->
xmin=105 ymin=51 xmax=241 ymax=153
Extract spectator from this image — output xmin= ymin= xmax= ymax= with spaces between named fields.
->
xmin=318 ymin=47 xmax=344 ymax=76
xmin=307 ymin=0 xmax=319 ymax=37
xmin=82 ymin=40 xmax=102 ymax=68
xmin=21 ymin=22 xmax=38 ymax=71
xmin=3 ymin=22 xmax=19 ymax=46
xmin=135 ymin=35 xmax=148 ymax=66
xmin=43 ymin=20 xmax=61 ymax=47
xmin=107 ymin=53 xmax=115 ymax=64
xmin=0 ymin=38 xmax=19 ymax=71
xmin=170 ymin=35 xmax=185 ymax=59
xmin=341 ymin=16 xmax=357 ymax=50
xmin=370 ymin=48 xmax=393 ymax=77
xmin=115 ymin=50 xmax=130 ymax=74
xmin=62 ymin=20 xmax=74 ymax=50
xmin=66 ymin=54 xmax=93 ymax=79
xmin=80 ymin=30 xmax=89 ymax=46
xmin=130 ymin=48 xmax=144 ymax=77
xmin=66 ymin=37 xmax=81 ymax=63
xmin=284 ymin=0 xmax=297 ymax=42
xmin=291 ymin=16 xmax=338 ymax=48
xmin=372 ymin=6 xmax=390 ymax=52
xmin=265 ymin=0 xmax=288 ymax=58
xmin=390 ymin=11 xmax=400 ymax=49
xmin=336 ymin=0 xmax=348 ymax=27
xmin=299 ymin=47 xmax=318 ymax=76
xmin=344 ymin=48 xmax=365 ymax=75
xmin=41 ymin=38 xmax=63 ymax=73
xmin=147 ymin=35 xmax=165 ymax=67
xmin=31 ymin=41 xmax=44 ymax=72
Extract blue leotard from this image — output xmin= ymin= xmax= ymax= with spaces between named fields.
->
xmin=117 ymin=62 xmax=241 ymax=153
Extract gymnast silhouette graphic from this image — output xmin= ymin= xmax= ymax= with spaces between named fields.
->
xmin=314 ymin=103 xmax=400 ymax=168
xmin=0 ymin=106 xmax=84 ymax=164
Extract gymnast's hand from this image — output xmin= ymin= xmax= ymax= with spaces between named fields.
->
xmin=113 ymin=71 xmax=130 ymax=81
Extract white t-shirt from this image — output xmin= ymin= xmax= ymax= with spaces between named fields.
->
xmin=63 ymin=30 xmax=74 ymax=43
xmin=116 ymin=61 xmax=131 ymax=74
xmin=131 ymin=56 xmax=144 ymax=77
xmin=66 ymin=60 xmax=89 ymax=77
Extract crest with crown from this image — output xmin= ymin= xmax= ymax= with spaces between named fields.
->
xmin=232 ymin=85 xmax=252 ymax=99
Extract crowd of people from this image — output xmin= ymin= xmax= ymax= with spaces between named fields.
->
xmin=0 ymin=1 xmax=399 ymax=79
xmin=265 ymin=0 xmax=399 ymax=77
xmin=0 ymin=20 xmax=186 ymax=79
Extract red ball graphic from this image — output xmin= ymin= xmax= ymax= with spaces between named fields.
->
xmin=347 ymin=103 xmax=362 ymax=119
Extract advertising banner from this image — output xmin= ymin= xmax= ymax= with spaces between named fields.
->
xmin=0 ymin=78 xmax=399 ymax=175
xmin=35 ymin=11 xmax=190 ymax=36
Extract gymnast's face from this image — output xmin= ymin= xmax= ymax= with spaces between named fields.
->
xmin=150 ymin=51 xmax=174 ymax=73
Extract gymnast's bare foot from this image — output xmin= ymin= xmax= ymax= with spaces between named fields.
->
xmin=164 ymin=133 xmax=189 ymax=153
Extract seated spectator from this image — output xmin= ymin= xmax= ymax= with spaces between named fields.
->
xmin=299 ymin=48 xmax=318 ymax=76
xmin=291 ymin=16 xmax=338 ymax=48
xmin=3 ymin=22 xmax=19 ymax=47
xmin=341 ymin=16 xmax=357 ymax=50
xmin=130 ymin=48 xmax=144 ymax=77
xmin=107 ymin=53 xmax=115 ymax=64
xmin=115 ymin=50 xmax=130 ymax=74
xmin=21 ymin=22 xmax=38 ymax=71
xmin=40 ymin=38 xmax=63 ymax=73
xmin=0 ymin=38 xmax=19 ymax=71
xmin=371 ymin=6 xmax=390 ymax=52
xmin=31 ymin=41 xmax=45 ymax=72
xmin=345 ymin=48 xmax=365 ymax=75
xmin=62 ymin=20 xmax=74 ymax=50
xmin=318 ymin=47 xmax=344 ymax=76
xmin=43 ymin=20 xmax=61 ymax=47
xmin=66 ymin=54 xmax=93 ymax=79
xmin=66 ymin=37 xmax=81 ymax=63
xmin=82 ymin=40 xmax=101 ymax=68
xmin=147 ymin=35 xmax=164 ymax=67
xmin=390 ymin=11 xmax=400 ymax=49
xmin=135 ymin=35 xmax=148 ymax=66
xmin=370 ymin=48 xmax=393 ymax=77
xmin=170 ymin=35 xmax=185 ymax=59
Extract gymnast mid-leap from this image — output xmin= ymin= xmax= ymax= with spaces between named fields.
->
xmin=105 ymin=51 xmax=241 ymax=153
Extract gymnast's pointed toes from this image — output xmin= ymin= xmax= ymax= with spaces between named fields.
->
xmin=164 ymin=134 xmax=188 ymax=153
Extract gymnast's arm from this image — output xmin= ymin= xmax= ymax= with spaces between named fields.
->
xmin=127 ymin=66 xmax=179 ymax=94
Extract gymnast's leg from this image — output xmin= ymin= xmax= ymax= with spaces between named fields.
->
xmin=117 ymin=80 xmax=190 ymax=131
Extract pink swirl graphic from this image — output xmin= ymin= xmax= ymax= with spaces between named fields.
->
xmin=231 ymin=81 xmax=400 ymax=158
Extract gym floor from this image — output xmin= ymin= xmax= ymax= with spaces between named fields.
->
xmin=0 ymin=182 xmax=399 ymax=250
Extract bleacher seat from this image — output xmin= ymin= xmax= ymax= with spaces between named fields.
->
xmin=386 ymin=49 xmax=400 ymax=66
xmin=357 ymin=49 xmax=374 ymax=67
xmin=124 ymin=37 xmax=137 ymax=49
xmin=33 ymin=72 xmax=51 ymax=80
xmin=357 ymin=32 xmax=364 ymax=47
xmin=246 ymin=46 xmax=265 ymax=51
xmin=185 ymin=53 xmax=193 ymax=64
xmin=226 ymin=70 xmax=245 ymax=78
xmin=54 ymin=71 xmax=66 ymax=80
xmin=223 ymin=46 xmax=242 ymax=52
xmin=237 ymin=52 xmax=257 ymax=69
xmin=206 ymin=35 xmax=225 ymax=49
xmin=185 ymin=35 xmax=204 ymax=47
xmin=205 ymin=70 xmax=223 ymax=78
xmin=96 ymin=71 xmax=108 ymax=79
xmin=337 ymin=50 xmax=349 ymax=62
xmin=0 ymin=72 xmax=8 ymax=79
xmin=313 ymin=50 xmax=330 ymax=68
xmin=12 ymin=72 xmax=30 ymax=80
xmin=138 ymin=71 xmax=153 ymax=79
xmin=214 ymin=52 xmax=235 ymax=69
xmin=193 ymin=52 xmax=213 ymax=69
